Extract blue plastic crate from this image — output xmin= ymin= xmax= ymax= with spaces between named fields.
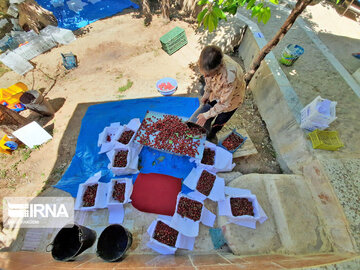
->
xmin=61 ymin=52 xmax=77 ymax=70
xmin=218 ymin=129 xmax=247 ymax=153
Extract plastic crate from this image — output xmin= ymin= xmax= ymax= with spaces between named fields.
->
xmin=160 ymin=27 xmax=187 ymax=55
xmin=308 ymin=129 xmax=344 ymax=151
xmin=218 ymin=129 xmax=247 ymax=153
xmin=62 ymin=53 xmax=77 ymax=70
xmin=0 ymin=82 xmax=28 ymax=105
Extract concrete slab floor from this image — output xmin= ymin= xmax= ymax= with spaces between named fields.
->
xmin=305 ymin=256 xmax=360 ymax=270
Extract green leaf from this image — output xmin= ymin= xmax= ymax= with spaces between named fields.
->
xmin=208 ymin=13 xmax=216 ymax=32
xmin=246 ymin=0 xmax=256 ymax=9
xmin=197 ymin=8 xmax=208 ymax=23
xmin=212 ymin=11 xmax=219 ymax=29
xmin=223 ymin=5 xmax=238 ymax=15
xmin=197 ymin=0 xmax=209 ymax=6
xmin=238 ymin=0 xmax=247 ymax=6
xmin=269 ymin=0 xmax=279 ymax=5
xmin=251 ymin=5 xmax=260 ymax=17
xmin=213 ymin=6 xmax=226 ymax=19
xmin=157 ymin=156 xmax=165 ymax=162
xmin=262 ymin=7 xmax=271 ymax=24
xmin=258 ymin=8 xmax=264 ymax=22
xmin=218 ymin=0 xmax=225 ymax=5
xmin=223 ymin=0 xmax=235 ymax=6
xmin=203 ymin=13 xmax=209 ymax=29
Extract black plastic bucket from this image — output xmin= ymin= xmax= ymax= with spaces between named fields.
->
xmin=49 ymin=224 xmax=97 ymax=261
xmin=97 ymin=224 xmax=133 ymax=262
xmin=20 ymin=90 xmax=55 ymax=116
xmin=188 ymin=103 xmax=212 ymax=133
xmin=186 ymin=122 xmax=207 ymax=136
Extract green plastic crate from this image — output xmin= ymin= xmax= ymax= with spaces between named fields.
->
xmin=160 ymin=27 xmax=188 ymax=55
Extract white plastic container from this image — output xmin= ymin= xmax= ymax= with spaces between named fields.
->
xmin=300 ymin=96 xmax=337 ymax=131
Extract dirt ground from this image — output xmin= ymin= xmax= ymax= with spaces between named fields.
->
xmin=0 ymin=0 xmax=358 ymax=248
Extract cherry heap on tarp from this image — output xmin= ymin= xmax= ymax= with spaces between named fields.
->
xmin=136 ymin=115 xmax=202 ymax=157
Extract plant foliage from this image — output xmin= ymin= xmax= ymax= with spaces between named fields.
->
xmin=197 ymin=0 xmax=278 ymax=32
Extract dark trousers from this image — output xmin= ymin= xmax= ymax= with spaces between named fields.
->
xmin=189 ymin=100 xmax=237 ymax=139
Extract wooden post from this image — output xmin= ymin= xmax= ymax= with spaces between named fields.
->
xmin=342 ymin=0 xmax=355 ymax=15
xmin=0 ymin=105 xmax=29 ymax=135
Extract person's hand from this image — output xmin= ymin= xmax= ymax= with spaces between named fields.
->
xmin=200 ymin=96 xmax=209 ymax=105
xmin=196 ymin=113 xmax=207 ymax=127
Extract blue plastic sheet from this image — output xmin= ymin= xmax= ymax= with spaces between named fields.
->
xmin=54 ymin=97 xmax=199 ymax=197
xmin=37 ymin=0 xmax=139 ymax=30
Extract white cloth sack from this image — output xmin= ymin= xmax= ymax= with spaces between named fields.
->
xmin=190 ymin=141 xmax=235 ymax=173
xmin=106 ymin=178 xmax=133 ymax=224
xmin=218 ymin=187 xmax=267 ymax=229
xmin=98 ymin=122 xmax=121 ymax=154
xmin=113 ymin=118 xmax=141 ymax=148
xmin=107 ymin=146 xmax=139 ymax=176
xmin=147 ymin=216 xmax=195 ymax=255
xmin=74 ymin=171 xmax=108 ymax=211
xmin=170 ymin=193 xmax=216 ymax=237
xmin=183 ymin=167 xmax=225 ymax=202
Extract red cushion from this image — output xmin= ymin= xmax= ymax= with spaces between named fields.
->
xmin=131 ymin=173 xmax=182 ymax=216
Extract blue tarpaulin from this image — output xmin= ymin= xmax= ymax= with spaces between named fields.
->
xmin=37 ymin=0 xmax=139 ymax=30
xmin=54 ymin=97 xmax=199 ymax=197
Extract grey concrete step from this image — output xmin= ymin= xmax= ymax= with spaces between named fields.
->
xmin=218 ymin=174 xmax=332 ymax=255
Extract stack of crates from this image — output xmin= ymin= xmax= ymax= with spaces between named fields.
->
xmin=160 ymin=27 xmax=187 ymax=55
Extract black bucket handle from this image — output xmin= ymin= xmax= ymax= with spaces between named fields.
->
xmin=46 ymin=243 xmax=53 ymax=252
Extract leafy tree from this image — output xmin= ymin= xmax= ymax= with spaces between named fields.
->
xmin=197 ymin=0 xmax=317 ymax=86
